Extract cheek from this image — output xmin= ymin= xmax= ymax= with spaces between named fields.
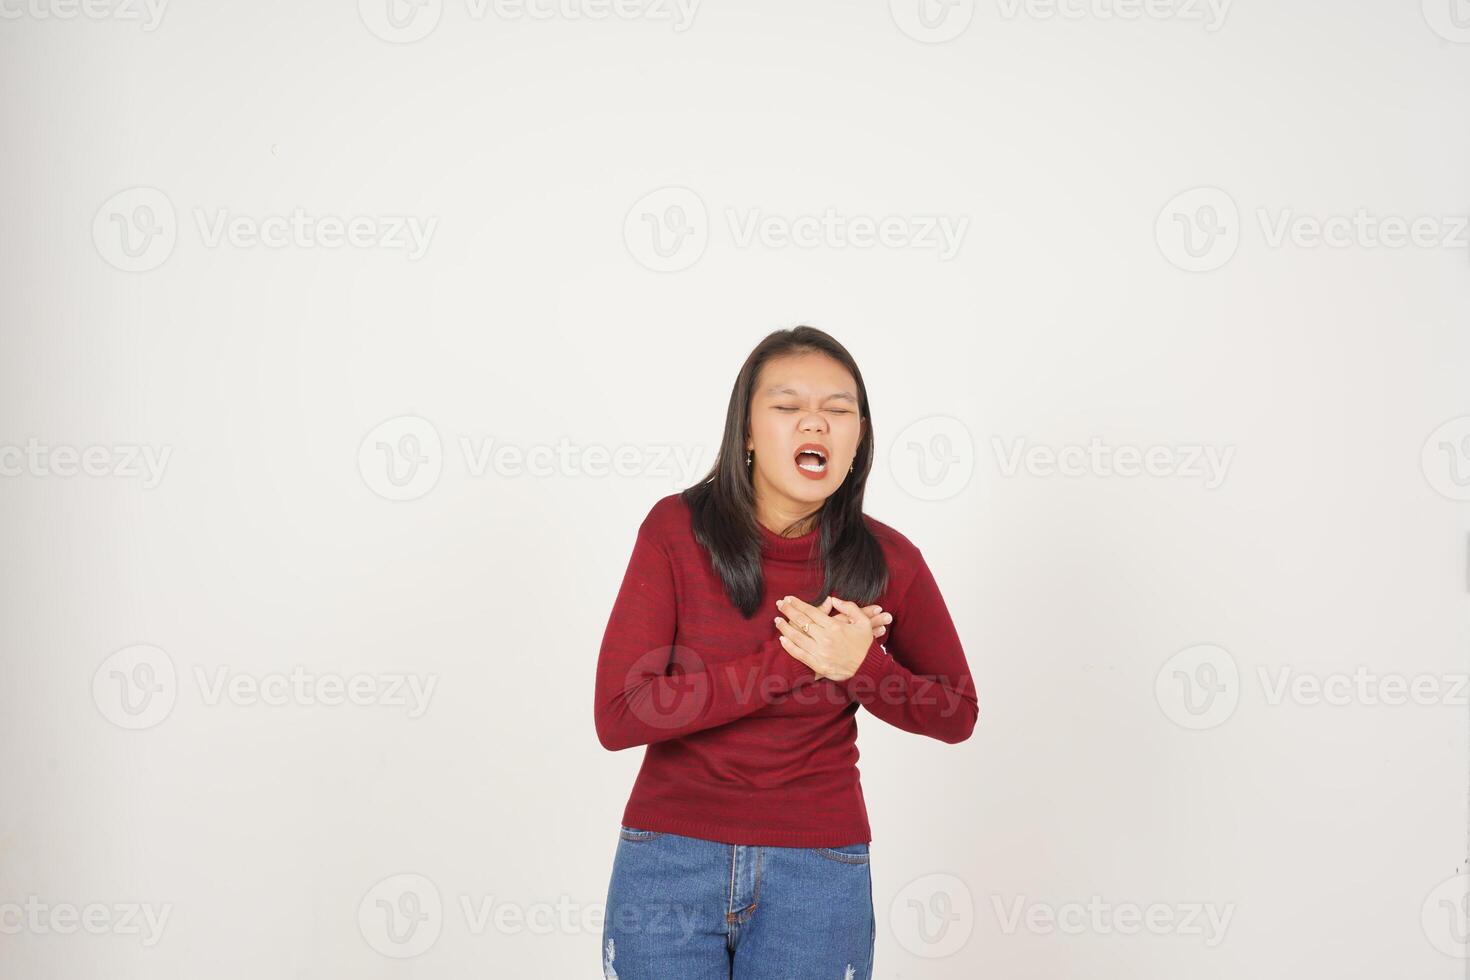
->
xmin=835 ymin=419 xmax=863 ymax=454
xmin=750 ymin=413 xmax=791 ymax=445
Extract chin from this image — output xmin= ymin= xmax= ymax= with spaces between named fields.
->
xmin=779 ymin=478 xmax=834 ymax=504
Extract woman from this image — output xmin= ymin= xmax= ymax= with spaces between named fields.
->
xmin=594 ymin=325 xmax=978 ymax=979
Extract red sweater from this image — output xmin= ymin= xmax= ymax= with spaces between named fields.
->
xmin=594 ymin=493 xmax=978 ymax=847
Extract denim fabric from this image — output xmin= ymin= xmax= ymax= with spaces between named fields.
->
xmin=602 ymin=825 xmax=875 ymax=979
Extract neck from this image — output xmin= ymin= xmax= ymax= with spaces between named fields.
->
xmin=752 ymin=489 xmax=822 ymax=538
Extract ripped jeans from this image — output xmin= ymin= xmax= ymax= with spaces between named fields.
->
xmin=601 ymin=825 xmax=875 ymax=980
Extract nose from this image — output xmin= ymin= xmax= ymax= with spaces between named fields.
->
xmin=799 ymin=411 xmax=828 ymax=433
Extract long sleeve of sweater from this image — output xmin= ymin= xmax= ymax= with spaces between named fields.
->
xmin=593 ymin=520 xmax=816 ymax=752
xmin=837 ymin=549 xmax=979 ymax=744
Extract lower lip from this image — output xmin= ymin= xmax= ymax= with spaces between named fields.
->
xmin=794 ymin=457 xmax=828 ymax=481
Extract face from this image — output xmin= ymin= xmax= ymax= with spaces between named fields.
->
xmin=745 ymin=351 xmax=864 ymax=513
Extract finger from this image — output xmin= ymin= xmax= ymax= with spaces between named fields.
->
xmin=777 ymin=595 xmax=829 ymax=633
xmin=872 ymin=625 xmax=886 ymax=637
xmin=828 ymin=597 xmax=871 ymax=627
xmin=777 ymin=634 xmax=822 ymax=678
xmin=774 ymin=615 xmax=817 ymax=652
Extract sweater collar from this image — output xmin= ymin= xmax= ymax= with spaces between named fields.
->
xmin=757 ymin=520 xmax=821 ymax=561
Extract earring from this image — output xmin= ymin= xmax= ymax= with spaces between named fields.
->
xmin=746 ymin=449 xmax=752 ymax=467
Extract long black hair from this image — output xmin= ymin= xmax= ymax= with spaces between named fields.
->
xmin=680 ymin=325 xmax=889 ymax=618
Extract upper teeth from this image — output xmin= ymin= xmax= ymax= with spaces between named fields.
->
xmin=798 ymin=450 xmax=826 ymax=469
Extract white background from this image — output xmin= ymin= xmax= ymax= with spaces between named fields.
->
xmin=2 ymin=1 xmax=1469 ymax=977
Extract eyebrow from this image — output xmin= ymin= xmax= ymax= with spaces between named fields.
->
xmin=763 ymin=385 xmax=858 ymax=404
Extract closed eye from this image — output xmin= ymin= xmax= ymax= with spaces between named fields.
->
xmin=775 ymin=406 xmax=851 ymax=413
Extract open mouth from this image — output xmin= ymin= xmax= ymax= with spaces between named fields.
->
xmin=794 ymin=444 xmax=828 ymax=476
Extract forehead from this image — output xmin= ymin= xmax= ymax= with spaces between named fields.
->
xmin=754 ymin=352 xmax=857 ymax=398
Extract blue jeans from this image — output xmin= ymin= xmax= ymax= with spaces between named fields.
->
xmin=601 ymin=825 xmax=875 ymax=979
